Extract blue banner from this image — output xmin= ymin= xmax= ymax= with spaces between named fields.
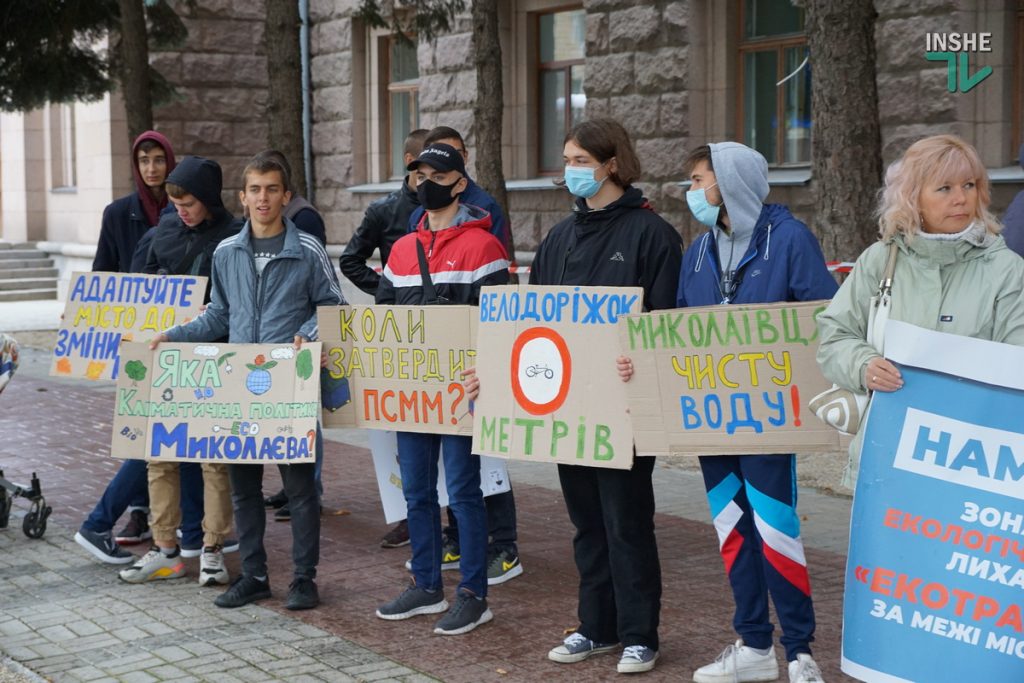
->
xmin=842 ymin=322 xmax=1024 ymax=682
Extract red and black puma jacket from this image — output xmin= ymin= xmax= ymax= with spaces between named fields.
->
xmin=376 ymin=204 xmax=510 ymax=305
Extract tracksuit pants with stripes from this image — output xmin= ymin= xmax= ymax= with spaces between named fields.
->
xmin=700 ymin=453 xmax=815 ymax=662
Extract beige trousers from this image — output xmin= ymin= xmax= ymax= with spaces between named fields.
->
xmin=148 ymin=461 xmax=232 ymax=547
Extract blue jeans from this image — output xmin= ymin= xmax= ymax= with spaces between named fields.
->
xmin=397 ymin=432 xmax=487 ymax=597
xmin=82 ymin=459 xmax=203 ymax=546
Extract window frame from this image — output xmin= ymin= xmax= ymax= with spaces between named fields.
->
xmin=1014 ymin=1 xmax=1024 ymax=155
xmin=380 ymin=33 xmax=421 ymax=181
xmin=535 ymin=6 xmax=585 ymax=175
xmin=735 ymin=0 xmax=810 ymax=167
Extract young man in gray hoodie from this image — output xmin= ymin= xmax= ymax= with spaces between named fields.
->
xmin=152 ymin=154 xmax=345 ymax=611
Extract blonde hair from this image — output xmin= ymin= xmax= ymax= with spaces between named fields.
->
xmin=877 ymin=134 xmax=1000 ymax=240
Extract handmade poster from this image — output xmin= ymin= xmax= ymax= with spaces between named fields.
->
xmin=620 ymin=300 xmax=841 ymax=456
xmin=472 ymin=285 xmax=642 ymax=470
xmin=317 ymin=305 xmax=476 ymax=435
xmin=368 ymin=430 xmax=512 ymax=524
xmin=111 ymin=342 xmax=322 ymax=464
xmin=842 ymin=321 xmax=1024 ymax=683
xmin=52 ymin=271 xmax=207 ymax=380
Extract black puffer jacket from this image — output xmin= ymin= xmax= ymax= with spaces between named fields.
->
xmin=339 ymin=179 xmax=419 ymax=295
xmin=529 ymin=187 xmax=683 ymax=311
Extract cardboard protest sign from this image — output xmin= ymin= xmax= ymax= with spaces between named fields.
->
xmin=842 ymin=322 xmax=1024 ymax=682
xmin=317 ymin=305 xmax=476 ymax=434
xmin=368 ymin=430 xmax=512 ymax=524
xmin=472 ymin=285 xmax=642 ymax=470
xmin=620 ymin=300 xmax=841 ymax=456
xmin=111 ymin=342 xmax=321 ymax=464
xmin=52 ymin=272 xmax=207 ymax=380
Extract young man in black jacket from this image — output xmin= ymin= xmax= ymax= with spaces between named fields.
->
xmin=339 ymin=129 xmax=427 ymax=295
xmin=93 ymin=130 xmax=176 ymax=273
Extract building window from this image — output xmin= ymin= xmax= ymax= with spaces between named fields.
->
xmin=49 ymin=104 xmax=76 ymax=189
xmin=384 ymin=35 xmax=419 ymax=179
xmin=738 ymin=0 xmax=810 ymax=166
xmin=538 ymin=8 xmax=585 ymax=173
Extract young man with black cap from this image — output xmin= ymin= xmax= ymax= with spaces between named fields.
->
xmin=374 ymin=143 xmax=508 ymax=635
xmin=119 ymin=156 xmax=241 ymax=588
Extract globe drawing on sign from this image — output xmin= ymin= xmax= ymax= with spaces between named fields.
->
xmin=245 ymin=354 xmax=278 ymax=395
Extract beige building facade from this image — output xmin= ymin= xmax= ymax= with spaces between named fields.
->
xmin=2 ymin=0 xmax=1023 ymax=278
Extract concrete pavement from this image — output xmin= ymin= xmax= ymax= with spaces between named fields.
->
xmin=1 ymin=334 xmax=856 ymax=682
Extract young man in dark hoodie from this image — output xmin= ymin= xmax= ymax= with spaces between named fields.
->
xmin=93 ymin=131 xmax=176 ymax=273
xmin=119 ymin=157 xmax=241 ymax=588
xmin=152 ymin=154 xmax=344 ymax=611
xmin=374 ymin=143 xmax=508 ymax=635
xmin=620 ymin=142 xmax=835 ymax=683
xmin=75 ymin=132 xmax=192 ymax=564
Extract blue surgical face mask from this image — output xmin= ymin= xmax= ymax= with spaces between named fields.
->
xmin=564 ymin=164 xmax=607 ymax=199
xmin=686 ymin=183 xmax=721 ymax=227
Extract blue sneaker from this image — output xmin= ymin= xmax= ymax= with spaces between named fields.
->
xmin=548 ymin=632 xmax=619 ymax=663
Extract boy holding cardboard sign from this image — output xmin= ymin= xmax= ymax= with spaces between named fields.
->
xmin=374 ymin=143 xmax=509 ymax=635
xmin=149 ymin=153 xmax=344 ymax=611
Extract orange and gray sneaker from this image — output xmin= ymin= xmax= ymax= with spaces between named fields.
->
xmin=118 ymin=547 xmax=186 ymax=583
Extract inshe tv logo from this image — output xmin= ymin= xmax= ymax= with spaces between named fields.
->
xmin=925 ymin=32 xmax=993 ymax=93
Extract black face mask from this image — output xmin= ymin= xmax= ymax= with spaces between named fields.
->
xmin=417 ymin=178 xmax=461 ymax=211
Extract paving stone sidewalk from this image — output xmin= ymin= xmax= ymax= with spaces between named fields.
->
xmin=0 ymin=351 xmax=857 ymax=682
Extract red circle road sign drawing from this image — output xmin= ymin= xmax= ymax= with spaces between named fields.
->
xmin=510 ymin=327 xmax=572 ymax=415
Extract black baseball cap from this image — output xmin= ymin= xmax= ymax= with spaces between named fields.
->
xmin=407 ymin=143 xmax=466 ymax=176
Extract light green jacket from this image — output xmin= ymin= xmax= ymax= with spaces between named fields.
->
xmin=816 ymin=228 xmax=1024 ymax=484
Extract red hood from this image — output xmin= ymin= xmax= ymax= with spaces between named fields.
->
xmin=132 ymin=130 xmax=176 ymax=228
xmin=413 ymin=203 xmax=493 ymax=253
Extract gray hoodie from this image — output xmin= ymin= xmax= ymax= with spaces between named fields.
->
xmin=709 ymin=142 xmax=770 ymax=276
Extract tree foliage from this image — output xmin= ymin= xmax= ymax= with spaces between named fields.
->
xmin=355 ymin=0 xmax=466 ymax=43
xmin=0 ymin=0 xmax=188 ymax=116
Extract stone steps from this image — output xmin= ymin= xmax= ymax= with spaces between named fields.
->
xmin=0 ymin=244 xmax=58 ymax=300
xmin=0 ymin=288 xmax=57 ymax=302
xmin=0 ymin=267 xmax=59 ymax=280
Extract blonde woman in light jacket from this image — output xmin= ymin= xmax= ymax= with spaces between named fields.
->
xmin=816 ymin=134 xmax=1024 ymax=485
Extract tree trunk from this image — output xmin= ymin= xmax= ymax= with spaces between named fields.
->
xmin=804 ymin=0 xmax=882 ymax=262
xmin=471 ymin=0 xmax=514 ymax=263
xmin=117 ymin=0 xmax=153 ymax=140
xmin=265 ymin=0 xmax=307 ymax=196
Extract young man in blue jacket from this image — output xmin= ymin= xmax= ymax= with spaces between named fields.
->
xmin=153 ymin=154 xmax=345 ymax=611
xmin=620 ymin=142 xmax=835 ymax=683
xmin=681 ymin=142 xmax=835 ymax=683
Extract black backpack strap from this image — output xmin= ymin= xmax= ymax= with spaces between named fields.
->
xmin=173 ymin=225 xmax=223 ymax=275
xmin=415 ymin=239 xmax=440 ymax=305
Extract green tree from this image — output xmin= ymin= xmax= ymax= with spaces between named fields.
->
xmin=295 ymin=349 xmax=314 ymax=381
xmin=0 ymin=0 xmax=188 ymax=140
xmin=124 ymin=359 xmax=147 ymax=383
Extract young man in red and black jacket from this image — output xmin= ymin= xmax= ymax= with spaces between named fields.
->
xmin=374 ymin=143 xmax=508 ymax=635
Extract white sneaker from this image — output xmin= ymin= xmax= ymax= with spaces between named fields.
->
xmin=788 ymin=654 xmax=824 ymax=683
xmin=693 ymin=640 xmax=779 ymax=683
xmin=118 ymin=547 xmax=185 ymax=583
xmin=199 ymin=546 xmax=229 ymax=586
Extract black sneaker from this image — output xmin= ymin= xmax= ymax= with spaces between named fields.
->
xmin=486 ymin=547 xmax=524 ymax=586
xmin=264 ymin=490 xmax=288 ymax=508
xmin=74 ymin=528 xmax=134 ymax=565
xmin=285 ymin=577 xmax=319 ymax=610
xmin=375 ymin=584 xmax=448 ymax=620
xmin=274 ymin=504 xmax=291 ymax=522
xmin=433 ymin=589 xmax=493 ymax=635
xmin=214 ymin=575 xmax=271 ymax=608
xmin=380 ymin=519 xmax=410 ymax=548
xmin=114 ymin=509 xmax=152 ymax=545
